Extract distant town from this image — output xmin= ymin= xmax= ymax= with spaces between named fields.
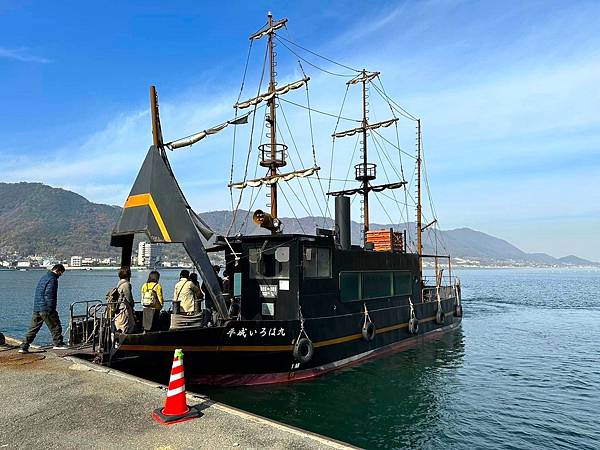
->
xmin=1 ymin=241 xmax=595 ymax=271
xmin=0 ymin=241 xmax=199 ymax=270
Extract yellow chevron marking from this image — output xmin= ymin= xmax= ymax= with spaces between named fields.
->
xmin=124 ymin=193 xmax=172 ymax=242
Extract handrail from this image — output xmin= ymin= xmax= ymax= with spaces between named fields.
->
xmin=421 ymin=286 xmax=455 ymax=303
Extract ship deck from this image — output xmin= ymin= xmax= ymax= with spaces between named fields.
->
xmin=0 ymin=336 xmax=354 ymax=450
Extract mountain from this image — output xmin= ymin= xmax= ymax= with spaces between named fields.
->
xmin=558 ymin=255 xmax=597 ymax=266
xmin=0 ymin=182 xmax=597 ymax=266
xmin=0 ymin=182 xmax=121 ymax=258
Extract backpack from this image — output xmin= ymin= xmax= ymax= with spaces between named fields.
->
xmin=106 ymin=287 xmax=120 ymax=317
xmin=142 ymin=283 xmax=159 ymax=307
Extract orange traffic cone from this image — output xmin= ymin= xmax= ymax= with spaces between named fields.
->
xmin=152 ymin=349 xmax=201 ymax=424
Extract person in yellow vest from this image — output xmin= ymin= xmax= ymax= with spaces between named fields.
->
xmin=173 ymin=270 xmax=202 ymax=315
xmin=141 ymin=270 xmax=164 ymax=331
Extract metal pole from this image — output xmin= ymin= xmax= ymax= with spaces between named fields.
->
xmin=416 ymin=119 xmax=423 ymax=275
xmin=267 ymin=12 xmax=278 ymax=220
xmin=362 ymin=70 xmax=369 ymax=244
xmin=150 ymin=85 xmax=161 ymax=148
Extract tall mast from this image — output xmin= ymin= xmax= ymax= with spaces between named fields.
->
xmin=361 ymin=70 xmax=369 ymax=242
xmin=237 ymin=14 xmax=316 ymax=234
xmin=416 ymin=119 xmax=423 ymax=272
xmin=267 ymin=11 xmax=278 ymax=219
xmin=150 ymin=85 xmax=163 ymax=149
xmin=326 ymin=70 xmax=405 ymax=246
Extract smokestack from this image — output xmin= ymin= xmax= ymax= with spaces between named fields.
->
xmin=335 ymin=196 xmax=351 ymax=250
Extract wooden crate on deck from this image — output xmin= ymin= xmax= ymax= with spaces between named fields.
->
xmin=366 ymin=229 xmax=404 ymax=252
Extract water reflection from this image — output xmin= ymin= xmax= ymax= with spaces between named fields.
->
xmin=200 ymin=328 xmax=465 ymax=450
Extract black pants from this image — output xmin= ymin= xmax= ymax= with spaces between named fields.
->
xmin=22 ymin=310 xmax=64 ymax=348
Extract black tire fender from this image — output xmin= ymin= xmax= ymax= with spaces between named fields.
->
xmin=408 ymin=317 xmax=419 ymax=334
xmin=454 ymin=304 xmax=463 ymax=317
xmin=436 ymin=308 xmax=446 ymax=324
xmin=362 ymin=321 xmax=376 ymax=342
xmin=293 ymin=337 xmax=314 ymax=364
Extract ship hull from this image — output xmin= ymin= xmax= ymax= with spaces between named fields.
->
xmin=110 ymin=296 xmax=461 ymax=386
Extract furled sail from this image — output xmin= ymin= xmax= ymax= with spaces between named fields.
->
xmin=249 ymin=18 xmax=288 ymax=40
xmin=229 ymin=166 xmax=320 ymax=189
xmin=234 ymin=77 xmax=310 ymax=110
xmin=332 ymin=118 xmax=399 ymax=138
xmin=165 ymin=113 xmax=250 ymax=150
xmin=347 ymin=71 xmax=380 ymax=85
xmin=327 ymin=181 xmax=406 ymax=197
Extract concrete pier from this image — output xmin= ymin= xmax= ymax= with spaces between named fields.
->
xmin=0 ymin=337 xmax=356 ymax=449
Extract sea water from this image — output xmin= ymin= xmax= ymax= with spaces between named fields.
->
xmin=1 ymin=268 xmax=598 ymax=449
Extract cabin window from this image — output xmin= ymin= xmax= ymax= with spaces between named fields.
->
xmin=249 ymin=246 xmax=290 ymax=279
xmin=304 ymin=247 xmax=331 ymax=278
xmin=233 ymin=272 xmax=242 ymax=296
xmin=340 ymin=272 xmax=361 ymax=301
xmin=362 ymin=271 xmax=392 ymax=299
xmin=393 ymin=271 xmax=412 ymax=296
xmin=340 ymin=270 xmax=412 ymax=302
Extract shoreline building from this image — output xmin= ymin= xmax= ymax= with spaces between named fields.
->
xmin=137 ymin=241 xmax=161 ymax=268
xmin=70 ymin=256 xmax=82 ymax=267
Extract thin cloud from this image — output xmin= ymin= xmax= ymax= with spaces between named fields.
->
xmin=0 ymin=46 xmax=50 ymax=63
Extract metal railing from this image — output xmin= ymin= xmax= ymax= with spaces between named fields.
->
xmin=422 ymin=286 xmax=455 ymax=302
xmin=68 ymin=300 xmax=102 ymax=347
xmin=68 ymin=297 xmax=191 ymax=353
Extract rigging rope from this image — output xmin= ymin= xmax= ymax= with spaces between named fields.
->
xmin=277 ymin=33 xmax=360 ymax=72
xmin=326 ymin=83 xmax=351 ymax=219
xmin=278 ymin=101 xmax=326 ymax=222
xmin=228 ymin=43 xmax=269 ymax=236
xmin=303 ymin=69 xmax=329 ymax=227
xmin=369 ymin=130 xmax=406 ymax=227
xmin=420 ymin=130 xmax=450 ymax=255
xmin=374 ymin=74 xmax=411 ymax=235
xmin=342 ymin=134 xmax=361 ymax=192
xmin=279 ymin=183 xmax=307 ymax=234
xmin=276 ymin=34 xmax=359 ymax=76
xmin=371 ymin=129 xmax=416 ymax=160
xmin=229 ymin=40 xmax=255 ymax=211
xmin=372 ymin=77 xmax=418 ymax=122
xmin=278 ymin=97 xmax=358 ymax=122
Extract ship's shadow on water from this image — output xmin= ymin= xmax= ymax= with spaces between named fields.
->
xmin=198 ymin=329 xmax=466 ymax=450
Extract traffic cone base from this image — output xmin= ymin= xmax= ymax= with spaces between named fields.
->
xmin=152 ymin=406 xmax=201 ymax=425
xmin=152 ymin=349 xmax=201 ymax=425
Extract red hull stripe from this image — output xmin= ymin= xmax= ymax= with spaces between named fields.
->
xmin=189 ymin=320 xmax=461 ymax=386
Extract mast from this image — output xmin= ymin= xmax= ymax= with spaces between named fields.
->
xmin=416 ymin=119 xmax=423 ymax=273
xmin=326 ymin=71 xmax=405 ymax=246
xmin=267 ymin=11 xmax=278 ymax=219
xmin=361 ymin=70 xmax=369 ymax=242
xmin=150 ymin=85 xmax=163 ymax=149
xmin=233 ymin=14 xmax=317 ymax=234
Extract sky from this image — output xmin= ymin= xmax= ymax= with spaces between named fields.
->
xmin=1 ymin=0 xmax=599 ymax=261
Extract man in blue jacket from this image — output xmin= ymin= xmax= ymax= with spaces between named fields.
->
xmin=19 ymin=264 xmax=67 ymax=353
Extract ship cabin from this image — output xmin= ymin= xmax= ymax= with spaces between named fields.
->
xmin=223 ymin=232 xmax=421 ymax=322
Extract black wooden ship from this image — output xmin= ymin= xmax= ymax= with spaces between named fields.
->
xmin=70 ymin=13 xmax=462 ymax=385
